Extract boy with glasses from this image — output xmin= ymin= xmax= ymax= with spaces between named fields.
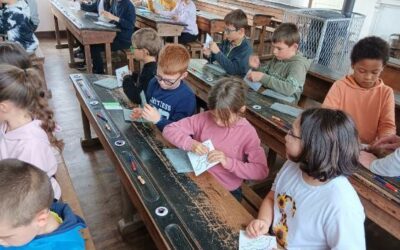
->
xmin=203 ymin=9 xmax=252 ymax=77
xmin=122 ymin=28 xmax=162 ymax=104
xmin=247 ymin=23 xmax=311 ymax=104
xmin=131 ymin=43 xmax=196 ymax=131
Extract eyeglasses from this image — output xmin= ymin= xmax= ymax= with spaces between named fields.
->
xmin=287 ymin=129 xmax=301 ymax=140
xmin=224 ymin=28 xmax=239 ymax=34
xmin=155 ymin=74 xmax=182 ymax=86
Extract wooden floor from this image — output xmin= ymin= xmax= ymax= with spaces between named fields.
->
xmin=41 ymin=38 xmax=156 ymax=250
xmin=41 ymin=38 xmax=399 ymax=249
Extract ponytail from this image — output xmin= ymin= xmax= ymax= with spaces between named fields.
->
xmin=0 ymin=64 xmax=64 ymax=151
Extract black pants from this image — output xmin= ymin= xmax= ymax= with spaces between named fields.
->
xmin=166 ymin=32 xmax=198 ymax=44
xmin=90 ymin=40 xmax=130 ymax=74
xmin=230 ymin=187 xmax=243 ymax=202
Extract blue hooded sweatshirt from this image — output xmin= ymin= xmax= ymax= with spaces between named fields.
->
xmin=0 ymin=202 xmax=87 ymax=250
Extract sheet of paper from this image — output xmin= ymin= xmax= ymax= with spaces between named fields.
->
xmin=103 ymin=102 xmax=123 ymax=110
xmin=116 ymin=65 xmax=129 ymax=87
xmin=123 ymin=108 xmax=148 ymax=123
xmin=239 ymin=230 xmax=277 ymax=250
xmin=94 ymin=21 xmax=116 ymax=28
xmin=140 ymin=90 xmax=147 ymax=107
xmin=262 ymin=89 xmax=296 ymax=103
xmin=163 ymin=149 xmax=193 ymax=173
xmin=204 ymin=33 xmax=213 ymax=48
xmin=270 ymin=103 xmax=302 ymax=118
xmin=93 ymin=78 xmax=118 ymax=89
xmin=187 ymin=139 xmax=219 ymax=176
xmin=243 ymin=77 xmax=262 ymax=91
xmin=69 ymin=1 xmax=81 ymax=10
xmin=84 ymin=12 xmax=98 ymax=17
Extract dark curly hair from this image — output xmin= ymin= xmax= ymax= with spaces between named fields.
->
xmin=351 ymin=36 xmax=390 ymax=66
xmin=292 ymin=108 xmax=360 ymax=182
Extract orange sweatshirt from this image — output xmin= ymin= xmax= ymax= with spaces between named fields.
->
xmin=323 ymin=75 xmax=396 ymax=144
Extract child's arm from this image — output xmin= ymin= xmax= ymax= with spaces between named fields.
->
xmin=162 ymin=114 xmax=202 ymax=151
xmin=369 ymin=149 xmax=400 ymax=177
xmin=109 ymin=4 xmax=135 ymax=30
xmin=258 ymin=62 xmax=309 ymax=97
xmin=213 ymin=135 xmax=269 ymax=180
xmin=246 ymin=191 xmax=274 ymax=238
xmin=377 ymin=90 xmax=396 ymax=139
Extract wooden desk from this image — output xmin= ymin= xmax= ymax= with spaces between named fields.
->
xmin=186 ymin=59 xmax=400 ymax=240
xmin=51 ymin=0 xmax=118 ymax=75
xmin=135 ymin=7 xmax=185 ymax=43
xmin=196 ymin=10 xmax=224 ymax=41
xmin=305 ymin=64 xmax=400 ymax=135
xmin=70 ymin=73 xmax=253 ymax=249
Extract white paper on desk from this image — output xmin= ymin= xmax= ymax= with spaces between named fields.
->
xmin=69 ymin=1 xmax=81 ymax=10
xmin=270 ymin=102 xmax=302 ymax=118
xmin=187 ymin=139 xmax=219 ymax=176
xmin=204 ymin=33 xmax=213 ymax=48
xmin=116 ymin=65 xmax=129 ymax=87
xmin=239 ymin=230 xmax=277 ymax=250
xmin=243 ymin=77 xmax=262 ymax=91
xmin=84 ymin=12 xmax=98 ymax=17
xmin=262 ymin=89 xmax=295 ymax=103
xmin=94 ymin=21 xmax=116 ymax=28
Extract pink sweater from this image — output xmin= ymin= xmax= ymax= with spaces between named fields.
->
xmin=162 ymin=111 xmax=269 ymax=191
xmin=0 ymin=120 xmax=61 ymax=199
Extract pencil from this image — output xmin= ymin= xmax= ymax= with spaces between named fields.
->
xmin=104 ymin=123 xmax=112 ymax=132
xmin=137 ymin=175 xmax=145 ymax=185
xmin=96 ymin=113 xmax=108 ymax=122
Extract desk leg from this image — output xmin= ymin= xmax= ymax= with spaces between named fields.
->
xmin=66 ymin=30 xmax=77 ymax=68
xmin=105 ymin=43 xmax=113 ymax=75
xmin=80 ymin=107 xmax=101 ymax=148
xmin=84 ymin=45 xmax=93 ymax=74
xmin=118 ymin=184 xmax=144 ymax=238
xmin=54 ymin=15 xmax=69 ymax=49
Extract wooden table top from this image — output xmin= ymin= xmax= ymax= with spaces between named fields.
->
xmin=70 ymin=73 xmax=253 ymax=249
xmin=51 ymin=0 xmax=120 ymax=32
xmin=135 ymin=6 xmax=187 ymax=26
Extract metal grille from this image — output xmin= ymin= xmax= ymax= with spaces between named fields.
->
xmin=284 ymin=9 xmax=365 ymax=75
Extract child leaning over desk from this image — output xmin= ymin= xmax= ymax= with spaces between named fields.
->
xmin=162 ymin=78 xmax=269 ymax=201
xmin=247 ymin=23 xmax=311 ymax=104
xmin=130 ymin=44 xmax=196 ymax=131
xmin=246 ymin=108 xmax=365 ymax=249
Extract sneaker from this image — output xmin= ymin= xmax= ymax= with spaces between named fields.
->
xmin=75 ymin=62 xmax=86 ymax=71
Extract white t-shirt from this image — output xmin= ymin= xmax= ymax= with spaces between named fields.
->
xmin=271 ymin=160 xmax=366 ymax=250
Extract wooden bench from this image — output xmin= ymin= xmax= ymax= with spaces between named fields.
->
xmin=185 ymin=41 xmax=203 ymax=58
xmin=55 ymin=153 xmax=96 ymax=250
xmin=30 ymin=47 xmax=51 ymax=98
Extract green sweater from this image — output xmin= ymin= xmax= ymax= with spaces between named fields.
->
xmin=258 ymin=53 xmax=312 ymax=103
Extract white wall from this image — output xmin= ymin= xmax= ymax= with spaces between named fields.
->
xmin=37 ymin=0 xmax=66 ymax=32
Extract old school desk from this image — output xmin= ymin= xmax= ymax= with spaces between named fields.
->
xmin=51 ymin=0 xmax=119 ymax=75
xmin=135 ymin=7 xmax=186 ymax=43
xmin=70 ymin=73 xmax=253 ymax=249
xmin=185 ymin=59 xmax=400 ymax=240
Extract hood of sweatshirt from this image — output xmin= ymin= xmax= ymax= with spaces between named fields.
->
xmin=340 ymin=75 xmax=384 ymax=91
xmin=1 ymin=120 xmax=49 ymax=143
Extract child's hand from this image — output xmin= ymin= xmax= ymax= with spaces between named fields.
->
xmin=141 ymin=104 xmax=160 ymax=123
xmin=247 ymin=71 xmax=264 ymax=82
xmin=101 ymin=10 xmax=118 ymax=22
xmin=371 ymin=135 xmax=400 ymax=151
xmin=209 ymin=42 xmax=220 ymax=54
xmin=246 ymin=219 xmax=270 ymax=238
xmin=203 ymin=47 xmax=211 ymax=57
xmin=249 ymin=55 xmax=260 ymax=69
xmin=207 ymin=150 xmax=227 ymax=166
xmin=359 ymin=151 xmax=377 ymax=170
xmin=130 ymin=108 xmax=143 ymax=120
xmin=191 ymin=141 xmax=209 ymax=155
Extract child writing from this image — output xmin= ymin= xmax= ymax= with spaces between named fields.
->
xmin=0 ymin=159 xmax=86 ymax=249
xmin=0 ymin=64 xmax=63 ymax=200
xmin=156 ymin=0 xmax=199 ymax=44
xmin=323 ymin=36 xmax=396 ymax=144
xmin=202 ymin=9 xmax=252 ymax=77
xmin=131 ymin=43 xmax=196 ymax=131
xmin=122 ymin=28 xmax=162 ymax=104
xmin=360 ymin=134 xmax=400 ymax=177
xmin=0 ymin=0 xmax=39 ymax=53
xmin=162 ymin=78 xmax=269 ymax=200
xmin=246 ymin=108 xmax=365 ymax=249
xmin=90 ymin=0 xmax=135 ymax=74
xmin=247 ymin=23 xmax=311 ymax=104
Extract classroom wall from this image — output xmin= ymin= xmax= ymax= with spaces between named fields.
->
xmin=37 ymin=0 xmax=66 ymax=32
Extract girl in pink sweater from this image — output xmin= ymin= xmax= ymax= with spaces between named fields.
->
xmin=0 ymin=64 xmax=64 ymax=199
xmin=162 ymin=77 xmax=269 ymax=200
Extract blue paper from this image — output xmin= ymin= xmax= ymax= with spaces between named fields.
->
xmin=163 ymin=149 xmax=193 ymax=173
xmin=243 ymin=78 xmax=262 ymax=91
xmin=270 ymin=103 xmax=302 ymax=117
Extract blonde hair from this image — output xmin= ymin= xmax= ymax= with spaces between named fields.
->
xmin=208 ymin=77 xmax=247 ymax=127
xmin=158 ymin=43 xmax=190 ymax=75
xmin=0 ymin=64 xmax=64 ymax=151
xmin=132 ymin=28 xmax=163 ymax=57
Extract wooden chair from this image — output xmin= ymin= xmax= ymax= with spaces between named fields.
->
xmin=249 ymin=14 xmax=275 ymax=61
xmin=185 ymin=41 xmax=203 ymax=58
xmin=55 ymin=153 xmax=96 ymax=250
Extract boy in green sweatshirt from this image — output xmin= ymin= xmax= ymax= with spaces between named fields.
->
xmin=247 ymin=23 xmax=311 ymax=104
